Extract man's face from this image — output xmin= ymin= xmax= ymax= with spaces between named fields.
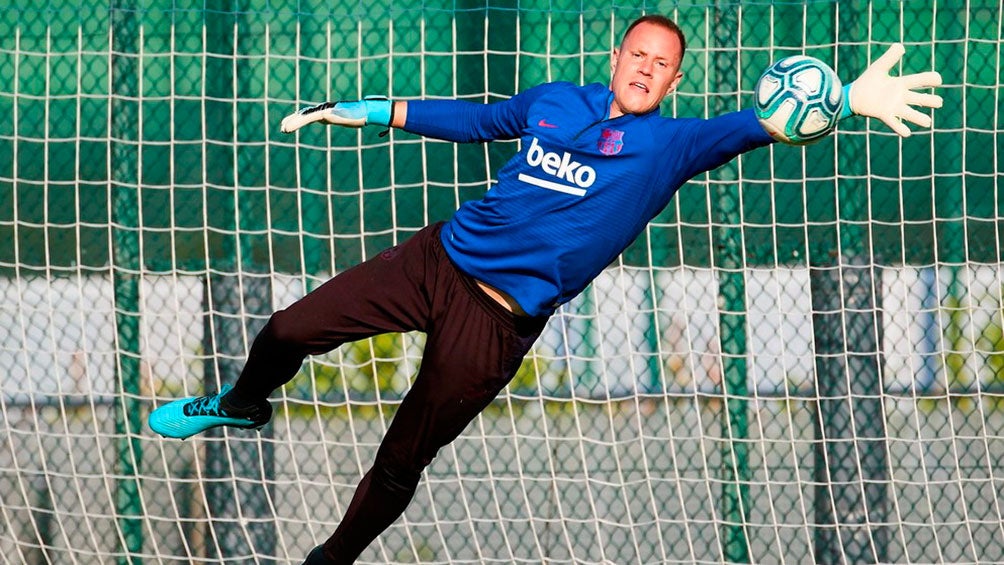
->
xmin=609 ymin=22 xmax=684 ymax=118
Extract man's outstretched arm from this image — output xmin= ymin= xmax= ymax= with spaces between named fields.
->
xmin=278 ymin=85 xmax=556 ymax=142
xmin=278 ymin=97 xmax=521 ymax=142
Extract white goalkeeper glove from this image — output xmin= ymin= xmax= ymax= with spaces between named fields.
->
xmin=279 ymin=97 xmax=393 ymax=134
xmin=841 ymin=43 xmax=943 ymax=137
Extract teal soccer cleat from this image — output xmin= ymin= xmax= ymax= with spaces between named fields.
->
xmin=148 ymin=384 xmax=272 ymax=439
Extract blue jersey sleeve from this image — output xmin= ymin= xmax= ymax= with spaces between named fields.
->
xmin=401 ymin=83 xmax=566 ymax=143
xmin=674 ymin=108 xmax=776 ymax=180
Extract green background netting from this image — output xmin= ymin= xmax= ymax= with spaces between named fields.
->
xmin=3 ymin=1 xmax=999 ymax=275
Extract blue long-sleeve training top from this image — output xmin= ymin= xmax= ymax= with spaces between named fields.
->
xmin=403 ymin=81 xmax=774 ymax=317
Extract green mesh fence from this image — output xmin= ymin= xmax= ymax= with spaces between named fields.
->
xmin=1 ymin=1 xmax=1002 ymax=564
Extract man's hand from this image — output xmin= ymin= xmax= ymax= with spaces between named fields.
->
xmin=845 ymin=43 xmax=943 ymax=137
xmin=279 ymin=98 xmax=393 ymax=134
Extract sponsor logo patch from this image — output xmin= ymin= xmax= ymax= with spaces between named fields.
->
xmin=520 ymin=137 xmax=596 ymax=196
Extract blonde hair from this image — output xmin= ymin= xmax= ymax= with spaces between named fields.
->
xmin=622 ymin=15 xmax=687 ymax=61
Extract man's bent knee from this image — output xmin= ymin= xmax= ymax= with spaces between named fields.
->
xmin=372 ymin=459 xmax=422 ymax=495
xmin=258 ymin=309 xmax=320 ymax=351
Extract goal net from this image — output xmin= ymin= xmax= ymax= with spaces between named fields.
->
xmin=2 ymin=1 xmax=1002 ymax=563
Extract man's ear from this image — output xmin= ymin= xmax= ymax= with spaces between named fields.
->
xmin=610 ymin=48 xmax=619 ymax=76
xmin=667 ymin=71 xmax=683 ymax=94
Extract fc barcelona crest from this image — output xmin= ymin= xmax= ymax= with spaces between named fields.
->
xmin=598 ymin=128 xmax=624 ymax=156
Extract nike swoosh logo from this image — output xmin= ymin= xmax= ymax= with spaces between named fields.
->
xmin=537 ymin=119 xmax=559 ymax=129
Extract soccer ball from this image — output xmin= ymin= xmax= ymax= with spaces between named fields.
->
xmin=754 ymin=55 xmax=844 ymax=145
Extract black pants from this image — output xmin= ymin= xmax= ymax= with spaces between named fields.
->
xmin=232 ymin=222 xmax=547 ymax=564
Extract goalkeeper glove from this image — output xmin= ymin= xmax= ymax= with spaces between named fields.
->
xmin=279 ymin=97 xmax=393 ymax=134
xmin=840 ymin=43 xmax=943 ymax=137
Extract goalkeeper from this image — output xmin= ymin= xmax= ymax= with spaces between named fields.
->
xmin=149 ymin=14 xmax=942 ymax=564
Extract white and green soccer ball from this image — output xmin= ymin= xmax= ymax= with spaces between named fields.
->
xmin=754 ymin=55 xmax=844 ymax=145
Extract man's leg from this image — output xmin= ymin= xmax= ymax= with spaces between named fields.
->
xmin=317 ymin=273 xmax=546 ymax=564
xmin=149 ymin=224 xmax=444 ymax=439
xmin=230 ymin=226 xmax=451 ymax=403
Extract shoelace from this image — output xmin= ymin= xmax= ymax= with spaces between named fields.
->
xmin=184 ymin=392 xmax=226 ymax=417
